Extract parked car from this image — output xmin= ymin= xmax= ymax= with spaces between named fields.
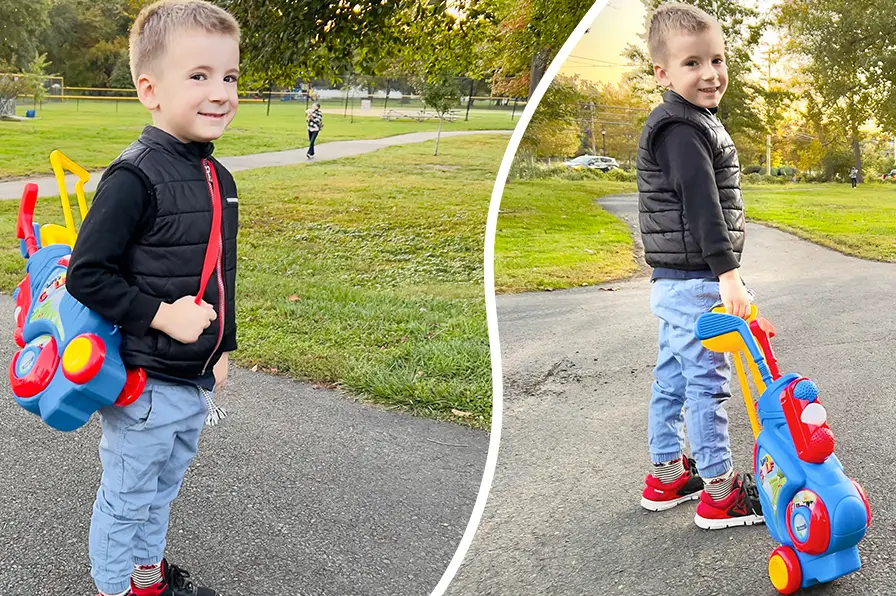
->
xmin=562 ymin=155 xmax=620 ymax=172
xmin=882 ymin=169 xmax=896 ymax=180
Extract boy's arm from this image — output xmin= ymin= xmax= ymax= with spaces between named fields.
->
xmin=653 ymin=122 xmax=739 ymax=277
xmin=67 ymin=167 xmax=162 ymax=335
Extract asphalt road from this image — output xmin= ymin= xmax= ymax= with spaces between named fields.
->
xmin=447 ymin=193 xmax=896 ymax=596
xmin=0 ymin=291 xmax=489 ymax=596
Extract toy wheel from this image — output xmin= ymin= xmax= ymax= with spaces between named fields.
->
xmin=115 ymin=367 xmax=146 ymax=407
xmin=769 ymin=546 xmax=802 ymax=594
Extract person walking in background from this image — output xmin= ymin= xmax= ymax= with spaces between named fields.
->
xmin=306 ymin=101 xmax=323 ymax=159
xmin=850 ymin=166 xmax=858 ymax=188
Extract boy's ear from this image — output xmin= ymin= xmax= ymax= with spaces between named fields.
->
xmin=653 ymin=63 xmax=671 ymax=88
xmin=136 ymin=73 xmax=160 ymax=111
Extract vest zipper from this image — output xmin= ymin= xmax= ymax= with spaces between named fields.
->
xmin=201 ymin=159 xmax=226 ymax=377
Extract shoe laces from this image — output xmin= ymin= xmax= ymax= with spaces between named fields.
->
xmin=168 ymin=564 xmax=196 ymax=592
xmin=737 ymin=473 xmax=762 ymax=511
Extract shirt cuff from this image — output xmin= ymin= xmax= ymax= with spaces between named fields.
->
xmin=119 ymin=293 xmax=162 ymax=336
xmin=705 ymin=252 xmax=740 ymax=278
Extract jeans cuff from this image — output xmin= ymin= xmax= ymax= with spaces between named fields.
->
xmin=96 ymin=578 xmax=132 ymax=595
xmin=650 ymin=450 xmax=683 ymax=465
xmin=134 ymin=555 xmax=164 ymax=567
xmin=698 ymin=458 xmax=733 ymax=479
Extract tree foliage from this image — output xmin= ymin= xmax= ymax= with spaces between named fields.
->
xmin=777 ymin=0 xmax=896 ymax=179
xmin=0 ymin=0 xmax=50 ymax=69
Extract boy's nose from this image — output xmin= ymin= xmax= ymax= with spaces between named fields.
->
xmin=208 ymin=82 xmax=229 ymax=102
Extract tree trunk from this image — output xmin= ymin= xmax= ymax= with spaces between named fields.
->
xmin=435 ymin=116 xmax=443 ymax=156
xmin=528 ymin=47 xmax=550 ymax=99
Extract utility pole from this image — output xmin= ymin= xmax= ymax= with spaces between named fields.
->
xmin=590 ymin=104 xmax=597 ymax=154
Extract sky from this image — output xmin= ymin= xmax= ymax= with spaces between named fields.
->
xmin=557 ymin=0 xmax=777 ymax=86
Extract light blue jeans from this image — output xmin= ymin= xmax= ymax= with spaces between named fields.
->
xmin=648 ymin=278 xmax=733 ymax=479
xmin=89 ymin=378 xmax=208 ymax=594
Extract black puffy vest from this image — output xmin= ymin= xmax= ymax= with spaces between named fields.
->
xmin=636 ymin=90 xmax=744 ymax=270
xmin=104 ymin=126 xmax=238 ymax=378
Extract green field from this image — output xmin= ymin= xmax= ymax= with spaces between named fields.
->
xmin=494 ymin=181 xmax=896 ymax=294
xmin=2 ymin=99 xmax=517 ymax=179
xmin=495 ymin=179 xmax=638 ymax=293
xmin=744 ymin=183 xmax=896 ymax=261
xmin=0 ymin=135 xmax=504 ymax=427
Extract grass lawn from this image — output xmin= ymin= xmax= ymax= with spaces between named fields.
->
xmin=494 ymin=180 xmax=896 ymax=296
xmin=0 ymin=135 xmax=504 ymax=427
xmin=2 ymin=100 xmax=517 ymax=179
xmin=744 ymin=183 xmax=896 ymax=261
xmin=495 ymin=179 xmax=638 ymax=293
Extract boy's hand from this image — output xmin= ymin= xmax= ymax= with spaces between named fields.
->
xmin=718 ymin=269 xmax=751 ymax=319
xmin=151 ymin=296 xmax=217 ymax=343
xmin=214 ymin=352 xmax=229 ymax=391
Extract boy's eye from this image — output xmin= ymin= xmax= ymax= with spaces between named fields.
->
xmin=686 ymin=61 xmax=698 ymax=67
xmin=713 ymin=58 xmax=724 ymax=65
xmin=225 ymin=75 xmax=239 ymax=84
xmin=190 ymin=73 xmax=206 ymax=81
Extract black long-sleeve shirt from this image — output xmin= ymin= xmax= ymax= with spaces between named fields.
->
xmin=650 ymin=122 xmax=740 ymax=280
xmin=68 ymin=167 xmax=161 ymax=335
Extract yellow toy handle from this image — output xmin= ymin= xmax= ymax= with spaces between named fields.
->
xmin=49 ymin=150 xmax=91 ymax=244
xmin=709 ymin=304 xmax=763 ymax=440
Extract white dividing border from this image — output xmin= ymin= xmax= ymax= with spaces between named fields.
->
xmin=428 ymin=1 xmax=611 ymax=594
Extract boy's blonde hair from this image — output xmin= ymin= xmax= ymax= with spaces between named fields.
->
xmin=129 ymin=0 xmax=240 ymax=84
xmin=647 ymin=3 xmax=720 ymax=64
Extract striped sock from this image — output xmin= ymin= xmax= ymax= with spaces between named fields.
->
xmin=99 ymin=590 xmax=130 ymax=596
xmin=704 ymin=468 xmax=736 ymax=501
xmin=132 ymin=562 xmax=164 ymax=589
xmin=653 ymin=456 xmax=685 ymax=484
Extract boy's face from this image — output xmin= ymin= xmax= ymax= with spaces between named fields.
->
xmin=137 ymin=29 xmax=240 ymax=143
xmin=654 ymin=26 xmax=727 ymax=109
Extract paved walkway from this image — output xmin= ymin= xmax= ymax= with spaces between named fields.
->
xmin=0 ymin=129 xmax=510 ymax=199
xmin=448 ymin=194 xmax=894 ymax=596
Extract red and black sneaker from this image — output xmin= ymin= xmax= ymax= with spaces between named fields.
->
xmin=130 ymin=560 xmax=216 ymax=596
xmin=640 ymin=456 xmax=704 ymax=511
xmin=694 ymin=472 xmax=765 ymax=530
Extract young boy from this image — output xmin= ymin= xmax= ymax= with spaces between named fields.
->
xmin=634 ymin=3 xmax=763 ymax=530
xmin=66 ymin=1 xmax=241 ymax=594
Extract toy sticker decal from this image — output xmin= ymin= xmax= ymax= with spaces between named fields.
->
xmin=759 ymin=453 xmax=787 ymax=513
xmin=31 ymin=269 xmax=66 ymax=341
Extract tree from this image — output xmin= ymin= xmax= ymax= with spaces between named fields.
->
xmin=585 ymin=81 xmax=651 ymax=166
xmin=418 ymin=73 xmax=462 ymax=155
xmin=490 ymin=0 xmax=593 ymax=98
xmin=40 ymin=0 xmax=131 ymax=87
xmin=519 ymin=76 xmax=587 ymax=158
xmin=777 ymin=0 xmax=896 ymax=182
xmin=220 ymin=0 xmax=410 ymax=86
xmin=0 ymin=0 xmax=50 ymax=69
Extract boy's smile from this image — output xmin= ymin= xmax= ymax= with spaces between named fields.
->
xmin=137 ymin=29 xmax=241 ymax=143
xmin=654 ymin=26 xmax=728 ymax=109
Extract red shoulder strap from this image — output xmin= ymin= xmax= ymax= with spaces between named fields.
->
xmin=196 ymin=159 xmax=222 ymax=305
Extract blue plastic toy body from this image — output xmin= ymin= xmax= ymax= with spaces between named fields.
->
xmin=11 ymin=174 xmax=145 ymax=432
xmin=755 ymin=374 xmax=869 ymax=591
xmin=11 ymin=244 xmax=129 ymax=431
xmin=695 ymin=311 xmax=870 ymax=594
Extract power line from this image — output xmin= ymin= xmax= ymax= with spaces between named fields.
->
xmin=567 ymin=54 xmax=630 ymax=67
